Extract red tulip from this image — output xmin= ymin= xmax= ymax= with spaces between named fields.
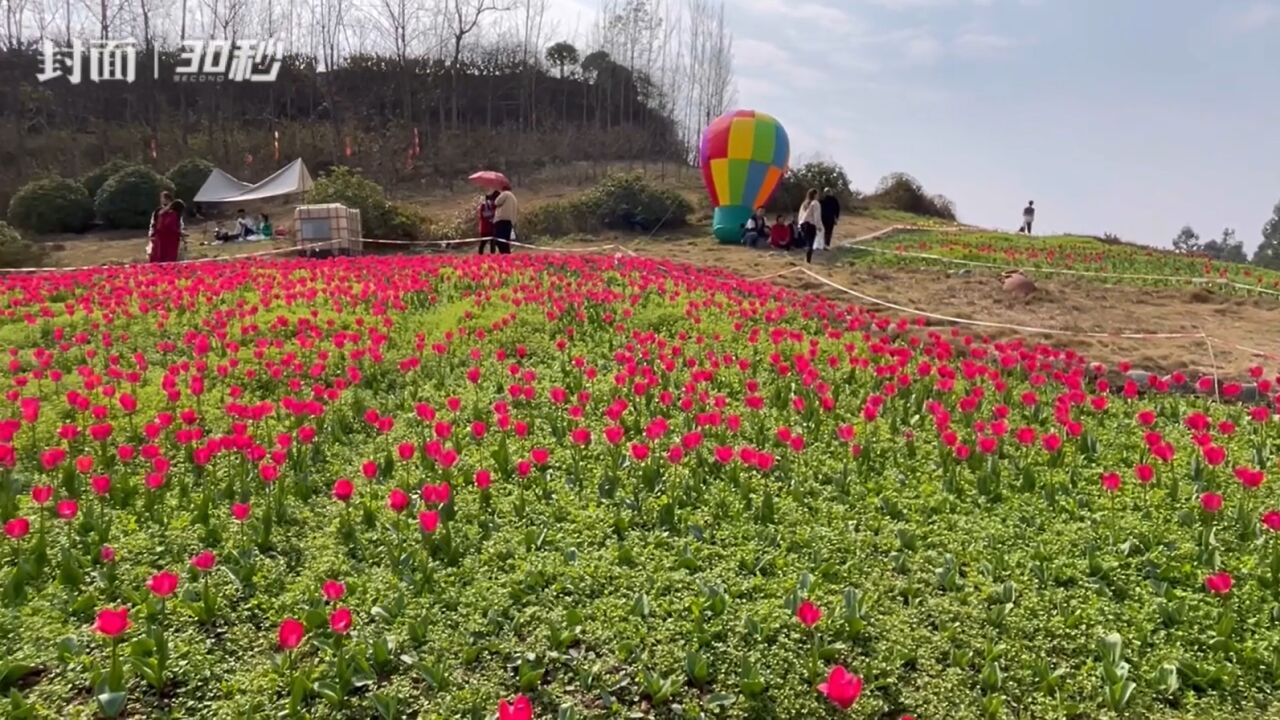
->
xmin=474 ymin=468 xmax=492 ymax=490
xmin=1262 ymin=510 xmax=1280 ymax=532
xmin=231 ymin=503 xmax=252 ymax=522
xmin=94 ymin=607 xmax=131 ymax=637
xmin=796 ymin=600 xmax=822 ymax=628
xmin=148 ymin=570 xmax=179 ymax=597
xmin=1100 ymin=472 xmax=1121 ymax=493
xmin=332 ymin=478 xmax=354 ymax=502
xmin=4 ymin=517 xmax=30 ymax=539
xmin=1200 ymin=492 xmax=1224 ymax=513
xmin=361 ymin=461 xmax=378 ymax=479
xmin=498 ymin=695 xmax=533 ymax=720
xmin=388 ymin=488 xmax=410 ymax=512
xmin=1134 ymin=464 xmax=1154 ymax=485
xmin=90 ymin=475 xmax=112 ymax=496
xmin=278 ymin=617 xmax=305 ymax=650
xmin=817 ymin=665 xmax=862 ymax=710
xmin=322 ymin=579 xmax=346 ymax=603
xmin=56 ymin=499 xmax=78 ymax=520
xmin=191 ymin=550 xmax=217 ymax=571
xmin=419 ymin=510 xmax=440 ymax=534
xmin=100 ymin=545 xmax=116 ymax=563
xmin=1205 ymin=572 xmax=1233 ymax=595
xmin=30 ymin=484 xmax=53 ymax=505
xmin=329 ymin=606 xmax=353 ymax=634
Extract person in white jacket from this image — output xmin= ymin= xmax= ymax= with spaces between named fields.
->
xmin=798 ymin=189 xmax=823 ymax=263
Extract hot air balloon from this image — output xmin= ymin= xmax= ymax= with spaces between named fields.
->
xmin=699 ymin=109 xmax=791 ymax=243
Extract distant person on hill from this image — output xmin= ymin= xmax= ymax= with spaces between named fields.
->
xmin=742 ymin=207 xmax=768 ymax=248
xmin=149 ymin=200 xmax=184 ymax=263
xmin=1019 ymin=200 xmax=1035 ymax=234
xmin=770 ymin=214 xmax=792 ymax=249
xmin=819 ymin=188 xmax=841 ymax=248
xmin=492 ymin=184 xmax=517 ymax=255
xmin=798 ymin=189 xmax=822 ymax=263
xmin=476 ymin=190 xmax=498 ymax=254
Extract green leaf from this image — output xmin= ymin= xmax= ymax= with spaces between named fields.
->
xmin=0 ymin=662 xmax=36 ymax=691
xmin=518 ymin=667 xmax=545 ymax=692
xmin=705 ymin=692 xmax=737 ymax=708
xmin=372 ymin=691 xmax=399 ymax=720
xmin=96 ymin=691 xmax=127 ymax=718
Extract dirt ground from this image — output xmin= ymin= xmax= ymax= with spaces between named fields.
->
xmin=26 ymin=205 xmax=1280 ymax=379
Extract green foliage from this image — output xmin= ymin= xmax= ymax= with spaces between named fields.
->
xmin=93 ymin=166 xmax=174 ymax=229
xmin=6 ymin=176 xmax=94 ymax=234
xmin=166 ymin=158 xmax=215 ymax=204
xmin=545 ymin=41 xmax=580 ymax=78
xmin=0 ymin=221 xmax=45 ymax=268
xmin=1252 ymin=201 xmax=1280 ymax=270
xmin=768 ymin=161 xmax=859 ymax=215
xmin=523 ymin=173 xmax=691 ymax=238
xmin=868 ymin=172 xmax=958 ymax=221
xmin=80 ymin=159 xmax=137 ymax=199
xmin=1172 ymin=225 xmax=1201 ymax=254
xmin=308 ymin=166 xmax=425 ymax=241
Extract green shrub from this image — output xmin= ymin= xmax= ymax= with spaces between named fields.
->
xmin=94 ymin=166 xmax=174 ymax=229
xmin=0 ymin=221 xmax=46 ymax=268
xmin=769 ymin=161 xmax=860 ymax=214
xmin=524 ymin=173 xmax=691 ymax=238
xmin=167 ymin=158 xmax=215 ymax=204
xmin=584 ymin=173 xmax=692 ymax=231
xmin=81 ymin=159 xmax=137 ymax=198
xmin=7 ymin=176 xmax=94 ymax=234
xmin=868 ymin=172 xmax=958 ymax=221
xmin=308 ymin=166 xmax=426 ymax=240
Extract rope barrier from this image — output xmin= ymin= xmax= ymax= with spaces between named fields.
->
xmin=0 ymin=241 xmax=343 ymax=274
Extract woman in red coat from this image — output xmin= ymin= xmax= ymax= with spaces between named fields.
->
xmin=149 ymin=200 xmax=184 ymax=263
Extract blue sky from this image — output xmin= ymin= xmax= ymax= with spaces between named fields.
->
xmin=548 ymin=0 xmax=1280 ymax=250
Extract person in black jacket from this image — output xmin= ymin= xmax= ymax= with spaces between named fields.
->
xmin=819 ymin=188 xmax=841 ymax=249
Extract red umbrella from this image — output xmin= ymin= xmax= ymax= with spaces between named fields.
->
xmin=468 ymin=171 xmax=509 ymax=190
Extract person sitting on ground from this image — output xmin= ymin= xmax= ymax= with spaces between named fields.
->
xmin=253 ymin=213 xmax=273 ymax=240
xmin=213 ymin=208 xmax=255 ymax=243
xmin=742 ymin=207 xmax=768 ymax=248
xmin=770 ymin=214 xmax=792 ymax=249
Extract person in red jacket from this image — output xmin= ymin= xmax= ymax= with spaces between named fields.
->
xmin=149 ymin=200 xmax=184 ymax=263
xmin=476 ymin=191 xmax=498 ymax=254
xmin=769 ymin=214 xmax=791 ymax=249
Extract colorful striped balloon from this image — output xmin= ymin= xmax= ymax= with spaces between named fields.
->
xmin=699 ymin=109 xmax=791 ymax=242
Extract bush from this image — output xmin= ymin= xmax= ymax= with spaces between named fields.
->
xmin=94 ymin=166 xmax=174 ymax=229
xmin=308 ymin=166 xmax=425 ymax=241
xmin=868 ymin=172 xmax=958 ymax=221
xmin=768 ymin=161 xmax=860 ymax=214
xmin=167 ymin=158 xmax=215 ymax=204
xmin=0 ymin=222 xmax=46 ymax=268
xmin=7 ymin=176 xmax=95 ymax=234
xmin=585 ymin=173 xmax=692 ymax=231
xmin=81 ymin=159 xmax=137 ymax=199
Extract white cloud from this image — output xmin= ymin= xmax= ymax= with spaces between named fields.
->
xmin=1215 ymin=2 xmax=1280 ymax=34
xmin=902 ymin=33 xmax=943 ymax=64
xmin=953 ymin=31 xmax=1021 ymax=55
xmin=734 ymin=38 xmax=792 ymax=69
xmin=741 ymin=0 xmax=858 ymax=31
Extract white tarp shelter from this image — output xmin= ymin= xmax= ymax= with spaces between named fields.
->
xmin=193 ymin=159 xmax=314 ymax=203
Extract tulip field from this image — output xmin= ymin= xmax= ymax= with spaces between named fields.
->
xmin=851 ymin=231 xmax=1280 ymax=294
xmin=2 ymin=253 xmax=1280 ymax=719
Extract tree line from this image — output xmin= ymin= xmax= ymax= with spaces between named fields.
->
xmin=1171 ymin=201 xmax=1280 ymax=270
xmin=0 ymin=0 xmax=735 ymax=208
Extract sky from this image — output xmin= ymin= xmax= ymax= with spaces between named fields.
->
xmin=542 ymin=0 xmax=1280 ymax=250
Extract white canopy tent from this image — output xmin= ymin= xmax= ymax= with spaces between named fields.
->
xmin=193 ymin=159 xmax=314 ymax=204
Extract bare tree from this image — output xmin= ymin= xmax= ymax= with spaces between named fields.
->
xmin=443 ymin=0 xmax=505 ymax=128
xmin=2 ymin=0 xmax=30 ymax=48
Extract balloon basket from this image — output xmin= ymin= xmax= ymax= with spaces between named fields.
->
xmin=712 ymin=206 xmax=752 ymax=244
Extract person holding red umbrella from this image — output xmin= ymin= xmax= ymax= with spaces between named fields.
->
xmin=476 ymin=190 xmax=498 ymax=254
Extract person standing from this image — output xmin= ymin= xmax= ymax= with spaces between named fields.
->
xmin=492 ymin=184 xmax=518 ymax=255
xmin=1020 ymin=201 xmax=1036 ymax=234
xmin=149 ymin=200 xmax=184 ymax=263
xmin=148 ymin=191 xmax=178 ymax=242
xmin=798 ymin=189 xmax=822 ymax=264
xmin=476 ymin=190 xmax=498 ymax=254
xmin=819 ymin=187 xmax=841 ymax=249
